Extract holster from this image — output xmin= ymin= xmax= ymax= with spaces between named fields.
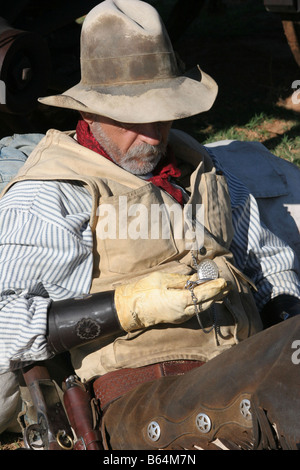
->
xmin=63 ymin=375 xmax=103 ymax=450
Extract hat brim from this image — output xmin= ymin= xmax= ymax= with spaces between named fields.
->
xmin=38 ymin=67 xmax=218 ymax=123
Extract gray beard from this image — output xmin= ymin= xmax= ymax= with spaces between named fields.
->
xmin=92 ymin=124 xmax=166 ymax=175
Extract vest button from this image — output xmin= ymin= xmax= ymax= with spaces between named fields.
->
xmin=199 ymin=246 xmax=207 ymax=255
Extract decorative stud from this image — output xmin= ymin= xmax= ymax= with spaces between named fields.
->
xmin=196 ymin=413 xmax=211 ymax=433
xmin=147 ymin=421 xmax=161 ymax=442
xmin=240 ymin=399 xmax=252 ymax=420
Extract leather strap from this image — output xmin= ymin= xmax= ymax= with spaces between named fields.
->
xmin=93 ymin=360 xmax=204 ymax=410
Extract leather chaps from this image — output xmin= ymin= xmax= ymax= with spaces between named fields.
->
xmin=99 ymin=316 xmax=300 ymax=450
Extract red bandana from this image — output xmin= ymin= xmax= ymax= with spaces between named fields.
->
xmin=76 ymin=120 xmax=183 ymax=205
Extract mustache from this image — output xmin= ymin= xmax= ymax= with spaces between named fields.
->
xmin=125 ymin=141 xmax=167 ymax=160
xmin=118 ymin=141 xmax=166 ymax=175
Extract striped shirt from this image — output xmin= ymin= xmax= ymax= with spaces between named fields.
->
xmin=0 ymin=153 xmax=299 ymax=373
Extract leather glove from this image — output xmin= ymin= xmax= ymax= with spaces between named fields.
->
xmin=114 ymin=271 xmax=230 ymax=332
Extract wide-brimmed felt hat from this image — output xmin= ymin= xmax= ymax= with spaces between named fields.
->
xmin=39 ymin=0 xmax=218 ymax=123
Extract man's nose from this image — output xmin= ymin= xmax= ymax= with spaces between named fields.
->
xmin=138 ymin=122 xmax=162 ymax=146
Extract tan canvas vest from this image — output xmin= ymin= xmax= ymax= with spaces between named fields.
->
xmin=2 ymin=129 xmax=263 ymax=379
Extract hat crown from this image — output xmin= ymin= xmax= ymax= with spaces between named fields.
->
xmin=80 ymin=0 xmax=179 ymax=86
xmin=39 ymin=0 xmax=218 ymax=123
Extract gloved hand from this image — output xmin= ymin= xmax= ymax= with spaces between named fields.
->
xmin=114 ymin=271 xmax=230 ymax=332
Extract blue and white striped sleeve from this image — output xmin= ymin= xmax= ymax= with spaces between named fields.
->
xmin=210 ymin=153 xmax=300 ymax=311
xmin=0 ymin=180 xmax=94 ymax=373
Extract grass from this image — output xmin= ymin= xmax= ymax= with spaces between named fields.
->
xmin=175 ymin=107 xmax=300 ymax=169
xmin=171 ymin=0 xmax=300 ymax=168
xmin=201 ymin=112 xmax=300 ymax=166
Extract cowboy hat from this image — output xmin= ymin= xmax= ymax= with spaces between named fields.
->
xmin=39 ymin=0 xmax=218 ymax=123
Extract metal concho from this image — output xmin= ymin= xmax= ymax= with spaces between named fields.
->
xmin=147 ymin=421 xmax=161 ymax=442
xmin=196 ymin=413 xmax=212 ymax=433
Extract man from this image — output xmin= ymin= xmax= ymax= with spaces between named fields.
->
xmin=0 ymin=0 xmax=300 ymax=450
